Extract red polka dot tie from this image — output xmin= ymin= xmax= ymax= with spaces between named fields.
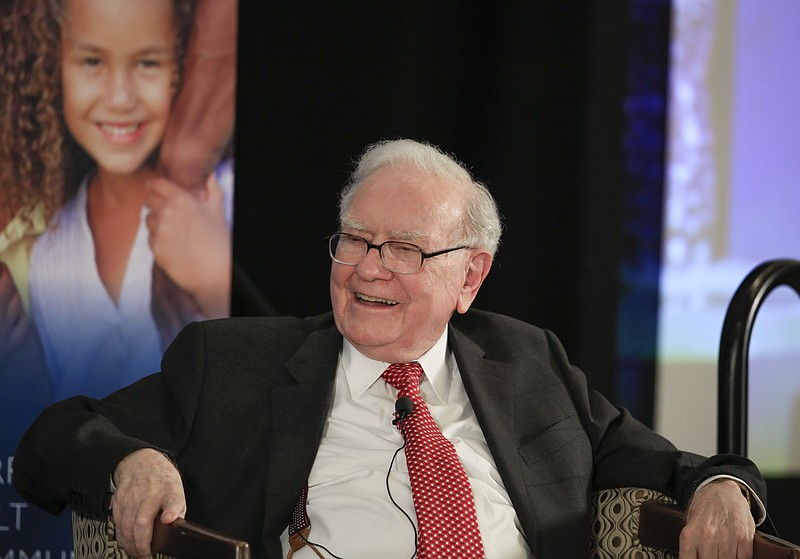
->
xmin=383 ymin=362 xmax=486 ymax=559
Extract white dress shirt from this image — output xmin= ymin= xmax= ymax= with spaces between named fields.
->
xmin=279 ymin=331 xmax=531 ymax=559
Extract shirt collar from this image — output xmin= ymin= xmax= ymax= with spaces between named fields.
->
xmin=342 ymin=329 xmax=452 ymax=404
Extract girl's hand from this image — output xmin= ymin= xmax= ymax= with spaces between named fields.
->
xmin=145 ymin=172 xmax=231 ymax=319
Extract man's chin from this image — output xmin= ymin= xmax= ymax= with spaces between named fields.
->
xmin=343 ymin=332 xmax=404 ymax=363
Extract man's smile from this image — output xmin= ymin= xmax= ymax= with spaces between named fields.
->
xmin=355 ymin=292 xmax=398 ymax=306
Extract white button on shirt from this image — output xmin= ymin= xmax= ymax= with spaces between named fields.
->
xmin=279 ymin=331 xmax=531 ymax=559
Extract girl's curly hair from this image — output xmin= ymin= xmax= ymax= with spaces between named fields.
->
xmin=0 ymin=0 xmax=196 ymax=223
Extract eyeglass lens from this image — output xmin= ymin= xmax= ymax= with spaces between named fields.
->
xmin=330 ymin=234 xmax=422 ymax=273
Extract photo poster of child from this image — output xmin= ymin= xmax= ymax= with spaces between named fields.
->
xmin=0 ymin=0 xmax=238 ymax=553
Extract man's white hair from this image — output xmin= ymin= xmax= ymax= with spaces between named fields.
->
xmin=338 ymin=139 xmax=502 ymax=256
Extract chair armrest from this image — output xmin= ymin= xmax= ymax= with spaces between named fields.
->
xmin=72 ymin=511 xmax=251 ymax=559
xmin=639 ymin=501 xmax=800 ymax=559
xmin=152 ymin=517 xmax=251 ymax=559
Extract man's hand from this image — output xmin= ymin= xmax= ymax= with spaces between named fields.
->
xmin=111 ymin=449 xmax=187 ymax=557
xmin=680 ymin=479 xmax=755 ymax=558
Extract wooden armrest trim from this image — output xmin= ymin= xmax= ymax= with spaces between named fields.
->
xmin=639 ymin=501 xmax=800 ymax=559
xmin=638 ymin=501 xmax=683 ymax=551
xmin=151 ymin=518 xmax=251 ymax=559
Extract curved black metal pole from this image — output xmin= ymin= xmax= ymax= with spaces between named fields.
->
xmin=717 ymin=259 xmax=800 ymax=456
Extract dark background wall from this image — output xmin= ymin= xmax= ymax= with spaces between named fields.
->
xmin=232 ymin=2 xmax=656 ymax=419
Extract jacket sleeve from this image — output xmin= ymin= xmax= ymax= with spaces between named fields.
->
xmin=543 ymin=329 xmax=767 ymax=512
xmin=13 ymin=321 xmax=210 ymax=517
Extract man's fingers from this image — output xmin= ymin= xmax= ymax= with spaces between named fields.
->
xmin=111 ymin=449 xmax=186 ymax=556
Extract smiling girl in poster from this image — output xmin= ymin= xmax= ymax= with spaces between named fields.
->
xmin=2 ymin=0 xmax=236 ymax=401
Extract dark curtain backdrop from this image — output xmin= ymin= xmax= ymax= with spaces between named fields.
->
xmin=232 ymin=2 xmax=663 ymax=424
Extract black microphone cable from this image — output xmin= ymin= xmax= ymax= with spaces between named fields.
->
xmin=293 ymin=398 xmax=419 ymax=559
xmin=386 ymin=397 xmax=419 ymax=559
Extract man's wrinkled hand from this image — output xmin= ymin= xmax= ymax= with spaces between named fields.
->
xmin=111 ymin=448 xmax=186 ymax=557
xmin=680 ymin=479 xmax=755 ymax=559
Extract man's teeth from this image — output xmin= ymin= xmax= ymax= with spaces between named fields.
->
xmin=356 ymin=293 xmax=398 ymax=305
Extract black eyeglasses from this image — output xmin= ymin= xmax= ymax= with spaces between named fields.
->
xmin=327 ymin=232 xmax=468 ymax=274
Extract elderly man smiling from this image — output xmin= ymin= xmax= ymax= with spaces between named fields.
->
xmin=15 ymin=139 xmax=764 ymax=559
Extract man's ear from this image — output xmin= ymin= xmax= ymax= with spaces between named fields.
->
xmin=456 ymin=251 xmax=493 ymax=314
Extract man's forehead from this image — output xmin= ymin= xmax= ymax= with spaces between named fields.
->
xmin=341 ymin=216 xmax=429 ymax=243
xmin=341 ymin=167 xmax=465 ymax=242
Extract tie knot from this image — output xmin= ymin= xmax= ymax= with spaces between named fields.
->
xmin=382 ymin=362 xmax=423 ymax=391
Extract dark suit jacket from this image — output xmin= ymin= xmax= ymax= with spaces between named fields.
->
xmin=14 ymin=309 xmax=765 ymax=558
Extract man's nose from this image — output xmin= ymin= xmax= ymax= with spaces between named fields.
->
xmin=356 ymin=245 xmax=392 ymax=277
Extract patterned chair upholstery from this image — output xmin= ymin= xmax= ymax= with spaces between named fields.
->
xmin=72 ymin=487 xmax=677 ymax=558
xmin=73 ymin=512 xmax=169 ymax=559
xmin=590 ymin=487 xmax=678 ymax=558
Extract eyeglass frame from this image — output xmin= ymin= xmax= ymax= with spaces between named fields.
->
xmin=327 ymin=232 xmax=469 ymax=274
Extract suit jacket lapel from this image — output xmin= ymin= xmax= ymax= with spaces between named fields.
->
xmin=449 ymin=323 xmax=538 ymax=541
xmin=262 ymin=325 xmax=342 ymax=540
xmin=449 ymin=323 xmax=517 ymax=466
